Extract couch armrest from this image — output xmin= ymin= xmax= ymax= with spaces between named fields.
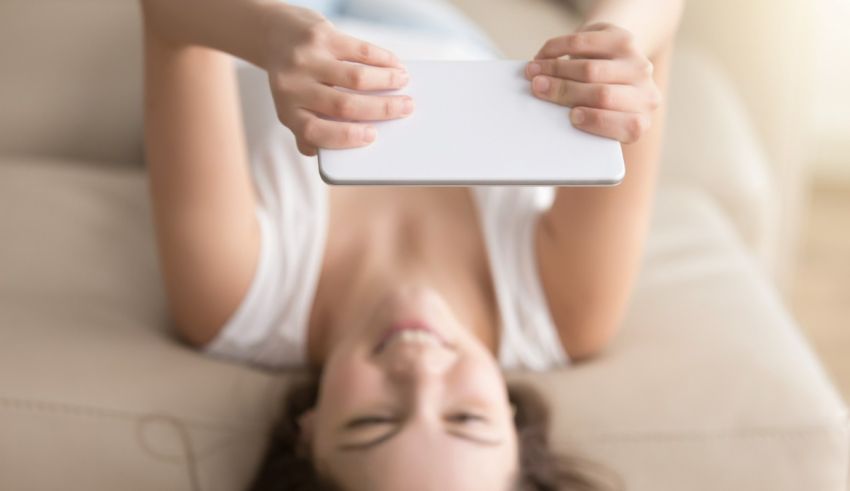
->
xmin=661 ymin=47 xmax=780 ymax=276
xmin=674 ymin=0 xmax=817 ymax=290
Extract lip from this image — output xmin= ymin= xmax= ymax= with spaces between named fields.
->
xmin=373 ymin=319 xmax=451 ymax=354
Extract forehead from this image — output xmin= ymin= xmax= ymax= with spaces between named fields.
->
xmin=320 ymin=420 xmax=518 ymax=491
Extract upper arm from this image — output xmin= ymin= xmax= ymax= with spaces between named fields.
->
xmin=535 ymin=199 xmax=647 ymax=362
xmin=143 ymin=27 xmax=260 ymax=346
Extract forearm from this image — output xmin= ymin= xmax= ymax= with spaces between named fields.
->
xmin=540 ymin=77 xmax=665 ymax=357
xmin=537 ymin=25 xmax=677 ymax=357
xmin=139 ymin=0 xmax=278 ymax=67
xmin=581 ymin=0 xmax=683 ymax=58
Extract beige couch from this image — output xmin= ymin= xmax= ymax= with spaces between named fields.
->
xmin=0 ymin=0 xmax=846 ymax=490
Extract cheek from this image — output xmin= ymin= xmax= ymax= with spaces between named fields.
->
xmin=452 ymin=355 xmax=510 ymax=406
xmin=319 ymin=348 xmax=385 ymax=409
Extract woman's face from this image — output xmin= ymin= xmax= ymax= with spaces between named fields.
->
xmin=307 ymin=285 xmax=519 ymax=491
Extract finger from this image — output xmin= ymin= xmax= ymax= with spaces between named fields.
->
xmin=291 ymin=108 xmax=378 ymax=149
xmin=534 ymin=29 xmax=638 ymax=60
xmin=329 ymin=33 xmax=401 ymax=68
xmin=297 ymin=140 xmax=318 ymax=157
xmin=579 ymin=22 xmax=621 ymax=33
xmin=301 ymin=83 xmax=414 ymax=121
xmin=525 ymin=58 xmax=652 ymax=84
xmin=311 ymin=59 xmax=409 ymax=91
xmin=531 ymin=76 xmax=652 ymax=112
xmin=569 ymin=106 xmax=652 ymax=144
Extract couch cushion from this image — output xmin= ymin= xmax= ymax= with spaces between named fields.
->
xmin=0 ymin=1 xmax=143 ymax=166
xmin=0 ymin=157 xmax=846 ymax=490
xmin=0 ymin=157 xmax=286 ymax=491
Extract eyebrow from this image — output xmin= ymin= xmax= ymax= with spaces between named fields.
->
xmin=337 ymin=427 xmax=504 ymax=452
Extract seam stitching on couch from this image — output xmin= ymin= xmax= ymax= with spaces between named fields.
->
xmin=0 ymin=395 xmax=269 ymax=434
xmin=572 ymin=423 xmax=850 ymax=444
xmin=135 ymin=414 xmax=202 ymax=491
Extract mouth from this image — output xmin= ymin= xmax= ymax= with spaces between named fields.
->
xmin=373 ymin=319 xmax=452 ymax=355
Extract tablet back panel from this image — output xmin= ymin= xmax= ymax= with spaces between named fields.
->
xmin=318 ymin=60 xmax=624 ymax=185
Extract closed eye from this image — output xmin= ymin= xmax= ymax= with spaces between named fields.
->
xmin=446 ymin=412 xmax=486 ymax=424
xmin=338 ymin=412 xmax=503 ymax=451
xmin=345 ymin=416 xmax=397 ymax=429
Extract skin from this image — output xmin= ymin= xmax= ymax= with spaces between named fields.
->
xmin=141 ymin=0 xmax=682 ymax=487
xmin=305 ymin=285 xmax=518 ymax=490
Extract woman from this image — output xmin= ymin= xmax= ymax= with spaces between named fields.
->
xmin=140 ymin=0 xmax=682 ymax=488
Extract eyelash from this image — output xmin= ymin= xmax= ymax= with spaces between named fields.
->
xmin=447 ymin=412 xmax=485 ymax=424
xmin=348 ymin=416 xmax=396 ymax=428
xmin=349 ymin=412 xmax=484 ymax=427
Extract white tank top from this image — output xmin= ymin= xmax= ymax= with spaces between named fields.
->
xmin=204 ymin=36 xmax=569 ymax=372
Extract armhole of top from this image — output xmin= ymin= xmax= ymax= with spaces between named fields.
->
xmin=524 ymin=208 xmax=570 ymax=366
xmin=202 ymin=206 xmax=278 ymax=362
xmin=473 ymin=186 xmax=569 ymax=370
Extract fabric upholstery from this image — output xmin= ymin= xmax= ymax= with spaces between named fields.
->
xmin=660 ymin=50 xmax=778 ymax=275
xmin=0 ymin=158 xmax=845 ymax=490
xmin=0 ymin=1 xmax=144 ymax=166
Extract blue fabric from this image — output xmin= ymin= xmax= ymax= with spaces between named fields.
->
xmin=285 ymin=0 xmax=344 ymax=16
xmin=335 ymin=0 xmax=496 ymax=52
xmin=282 ymin=0 xmax=498 ymax=54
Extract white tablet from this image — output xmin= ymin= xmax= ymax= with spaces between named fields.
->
xmin=317 ymin=60 xmax=625 ymax=186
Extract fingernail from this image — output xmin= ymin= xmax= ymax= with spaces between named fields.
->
xmin=527 ymin=62 xmax=541 ymax=77
xmin=364 ymin=126 xmax=376 ymax=142
xmin=571 ymin=109 xmax=585 ymax=124
xmin=532 ymin=76 xmax=550 ymax=94
xmin=402 ymin=97 xmax=415 ymax=115
xmin=399 ymin=70 xmax=410 ymax=85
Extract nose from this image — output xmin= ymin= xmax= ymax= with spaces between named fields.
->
xmin=382 ymin=339 xmax=456 ymax=384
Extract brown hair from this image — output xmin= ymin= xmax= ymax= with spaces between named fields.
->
xmin=250 ymin=375 xmax=618 ymax=491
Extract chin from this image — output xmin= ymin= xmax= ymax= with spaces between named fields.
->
xmin=379 ymin=285 xmax=457 ymax=332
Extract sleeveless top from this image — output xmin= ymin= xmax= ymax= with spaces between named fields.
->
xmin=203 ymin=0 xmax=569 ymax=371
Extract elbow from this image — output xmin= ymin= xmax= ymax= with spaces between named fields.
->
xmin=562 ymin=326 xmax=619 ymax=362
xmin=169 ymin=305 xmax=225 ymax=349
xmin=555 ymin=301 xmax=626 ymax=362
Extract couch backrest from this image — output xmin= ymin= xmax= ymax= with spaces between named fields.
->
xmin=0 ymin=0 xmax=143 ymax=166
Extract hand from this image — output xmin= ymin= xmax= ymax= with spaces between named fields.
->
xmin=525 ymin=23 xmax=661 ymax=144
xmin=264 ymin=5 xmax=414 ymax=156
